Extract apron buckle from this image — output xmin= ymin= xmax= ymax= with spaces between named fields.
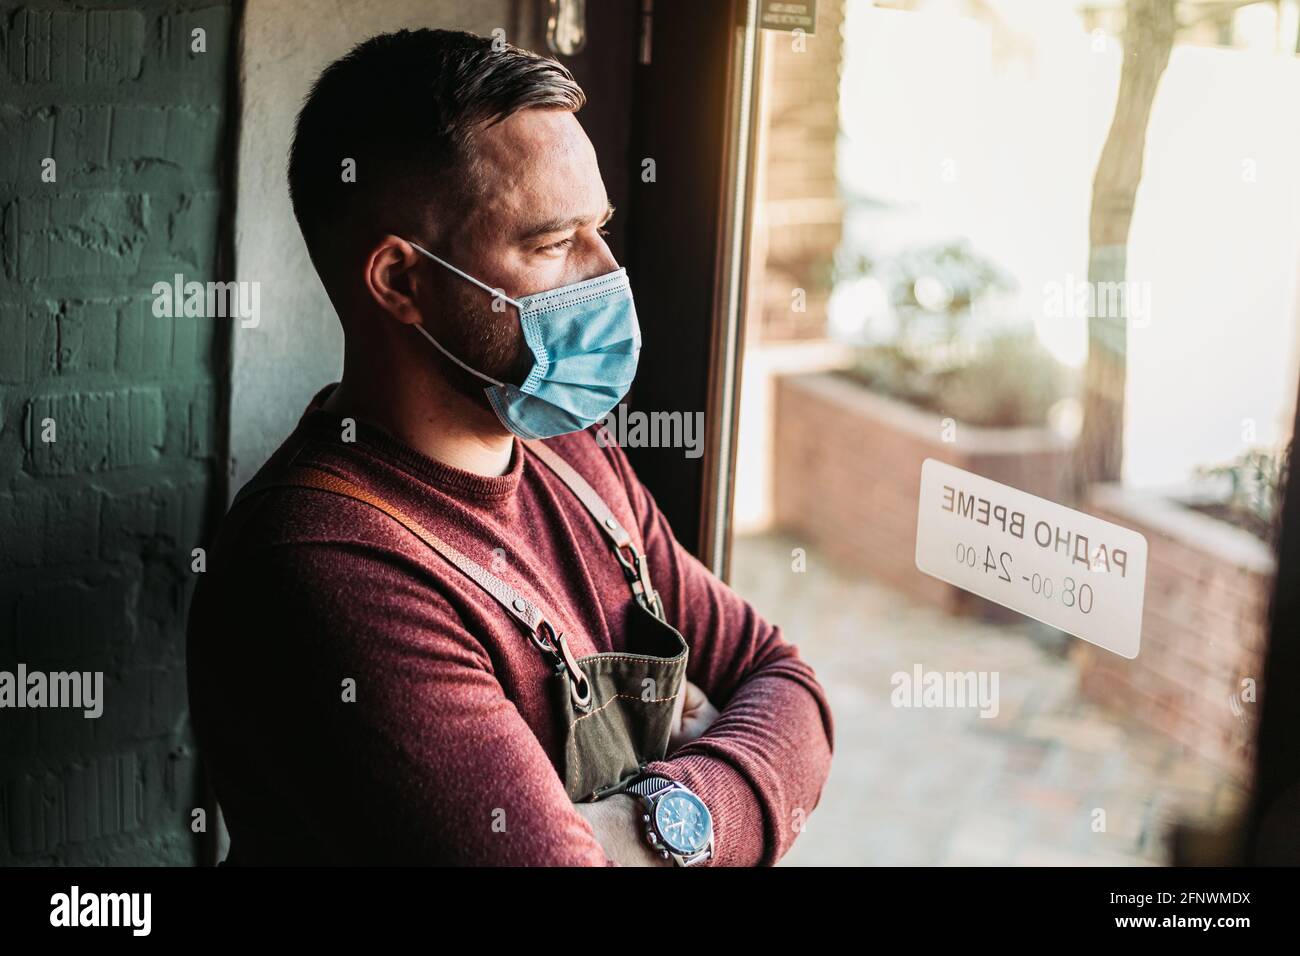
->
xmin=531 ymin=619 xmax=560 ymax=655
xmin=555 ymin=631 xmax=593 ymax=711
xmin=537 ymin=620 xmax=593 ymax=711
xmin=616 ymin=544 xmax=665 ymax=621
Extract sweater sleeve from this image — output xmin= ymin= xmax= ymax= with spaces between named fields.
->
xmin=210 ymin=522 xmax=616 ymax=866
xmin=598 ymin=438 xmax=836 ymax=866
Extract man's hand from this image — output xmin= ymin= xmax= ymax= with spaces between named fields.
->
xmin=572 ymin=794 xmax=671 ymax=866
xmin=669 ymin=679 xmax=720 ymax=753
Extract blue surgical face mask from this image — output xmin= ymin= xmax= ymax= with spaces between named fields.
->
xmin=406 ymin=239 xmax=641 ymax=440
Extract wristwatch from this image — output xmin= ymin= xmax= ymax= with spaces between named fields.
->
xmin=625 ymin=773 xmax=714 ymax=866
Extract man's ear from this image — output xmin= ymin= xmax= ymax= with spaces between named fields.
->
xmin=364 ymin=236 xmax=427 ymax=326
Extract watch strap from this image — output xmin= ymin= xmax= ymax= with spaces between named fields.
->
xmin=625 ymin=774 xmax=674 ymax=799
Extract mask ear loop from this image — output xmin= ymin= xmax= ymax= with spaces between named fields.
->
xmin=407 ymin=239 xmax=525 ymax=309
xmin=411 ymin=323 xmax=509 ymax=389
xmin=405 ymin=238 xmax=527 ymax=391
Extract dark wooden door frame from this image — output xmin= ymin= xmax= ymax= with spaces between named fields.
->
xmin=621 ymin=0 xmax=761 ymax=577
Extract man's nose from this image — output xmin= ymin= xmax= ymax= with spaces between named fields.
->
xmin=582 ymin=233 xmax=620 ymax=278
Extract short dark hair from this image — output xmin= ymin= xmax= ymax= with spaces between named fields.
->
xmin=287 ymin=29 xmax=585 ymax=273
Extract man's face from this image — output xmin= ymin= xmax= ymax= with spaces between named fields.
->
xmin=416 ymin=108 xmax=618 ymax=391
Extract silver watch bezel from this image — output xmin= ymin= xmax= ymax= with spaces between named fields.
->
xmin=634 ymin=777 xmax=714 ymax=866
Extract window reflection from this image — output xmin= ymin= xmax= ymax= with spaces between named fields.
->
xmin=734 ymin=0 xmax=1299 ymax=865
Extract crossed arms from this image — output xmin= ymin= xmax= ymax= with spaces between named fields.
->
xmin=202 ymin=442 xmax=834 ymax=866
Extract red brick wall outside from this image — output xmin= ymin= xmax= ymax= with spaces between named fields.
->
xmin=772 ymin=372 xmax=1072 ymax=616
xmin=773 ymin=370 xmax=1268 ymax=780
xmin=1075 ymin=487 xmax=1270 ymax=781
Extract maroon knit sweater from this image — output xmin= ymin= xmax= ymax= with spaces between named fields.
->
xmin=186 ymin=386 xmax=834 ymax=866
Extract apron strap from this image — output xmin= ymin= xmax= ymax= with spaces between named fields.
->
xmin=222 ymin=439 xmax=665 ymax=708
xmin=524 ymin=439 xmax=665 ymax=621
xmin=228 ymin=463 xmax=597 ymax=709
xmin=235 ymin=466 xmax=548 ymax=635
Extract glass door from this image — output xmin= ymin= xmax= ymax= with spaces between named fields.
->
xmin=724 ymin=0 xmax=1300 ymax=866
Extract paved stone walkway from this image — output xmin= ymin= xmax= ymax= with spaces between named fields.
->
xmin=729 ymin=532 xmax=1249 ymax=866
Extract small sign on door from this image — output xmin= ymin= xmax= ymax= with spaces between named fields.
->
xmin=915 ymin=459 xmax=1149 ymax=659
xmin=760 ymin=1 xmax=817 ymax=35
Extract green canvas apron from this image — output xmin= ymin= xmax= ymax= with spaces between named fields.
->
xmin=231 ymin=439 xmax=688 ymax=803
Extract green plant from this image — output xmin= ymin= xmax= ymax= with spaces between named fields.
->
xmin=833 ymin=238 xmax=1018 ymax=350
xmin=845 ymin=331 xmax=1070 ymax=428
xmin=1192 ymin=445 xmax=1291 ymax=544
xmin=887 ymin=239 xmax=1015 ymax=316
xmin=936 ymin=334 xmax=1069 ymax=428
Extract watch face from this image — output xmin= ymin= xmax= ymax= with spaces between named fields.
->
xmin=654 ymin=790 xmax=712 ymax=855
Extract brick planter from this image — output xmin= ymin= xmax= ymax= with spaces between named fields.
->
xmin=1075 ymin=485 xmax=1272 ymax=781
xmin=772 ymin=371 xmax=1073 ymax=617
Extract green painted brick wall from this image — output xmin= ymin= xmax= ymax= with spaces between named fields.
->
xmin=0 ymin=1 xmax=235 ymax=865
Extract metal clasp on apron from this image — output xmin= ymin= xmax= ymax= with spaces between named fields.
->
xmin=614 ymin=540 xmax=665 ymax=622
xmin=532 ymin=619 xmax=593 ymax=711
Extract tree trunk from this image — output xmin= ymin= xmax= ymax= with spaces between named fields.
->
xmin=1072 ymin=0 xmax=1176 ymax=496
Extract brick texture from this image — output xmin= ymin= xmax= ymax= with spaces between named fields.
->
xmin=772 ymin=372 xmax=1072 ymax=617
xmin=774 ymin=371 xmax=1267 ymax=782
xmin=1073 ymin=492 xmax=1269 ymax=782
xmin=0 ymin=2 xmax=232 ymax=865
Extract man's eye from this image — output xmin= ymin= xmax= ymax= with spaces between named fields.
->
xmin=538 ymin=236 xmax=574 ymax=254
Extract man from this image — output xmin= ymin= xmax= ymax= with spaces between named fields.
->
xmin=186 ymin=28 xmax=833 ymax=866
